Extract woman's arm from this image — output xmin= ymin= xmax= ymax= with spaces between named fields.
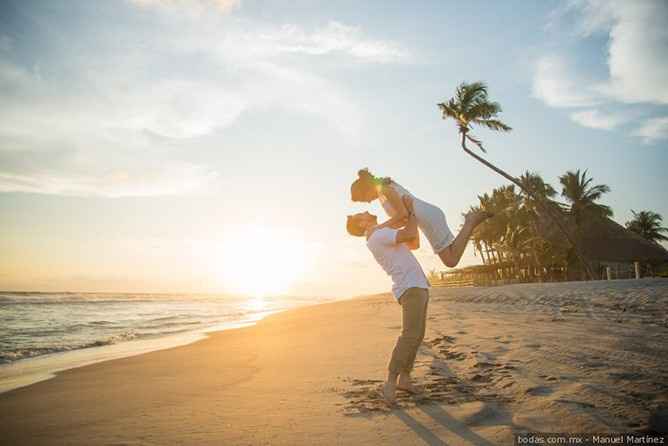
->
xmin=401 ymin=195 xmax=420 ymax=250
xmin=374 ymin=186 xmax=409 ymax=230
xmin=396 ymin=196 xmax=418 ymax=243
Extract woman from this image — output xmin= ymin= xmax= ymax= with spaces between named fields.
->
xmin=350 ymin=169 xmax=491 ymax=268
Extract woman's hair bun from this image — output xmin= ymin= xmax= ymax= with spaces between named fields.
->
xmin=358 ymin=168 xmax=373 ymax=180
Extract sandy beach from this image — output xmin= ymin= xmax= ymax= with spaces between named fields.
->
xmin=2 ymin=279 xmax=668 ymax=445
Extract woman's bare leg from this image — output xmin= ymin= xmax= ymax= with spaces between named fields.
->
xmin=438 ymin=211 xmax=491 ymax=268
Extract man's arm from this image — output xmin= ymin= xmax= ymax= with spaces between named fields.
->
xmin=396 ymin=196 xmax=418 ymax=244
xmin=372 ymin=186 xmax=409 ymax=231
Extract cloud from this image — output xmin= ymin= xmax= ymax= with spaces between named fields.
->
xmin=569 ymin=109 xmax=628 ymax=130
xmin=0 ymin=2 xmax=409 ymax=197
xmin=532 ymin=55 xmax=601 ymax=108
xmin=257 ymin=21 xmax=408 ymax=63
xmin=129 ymin=0 xmax=240 ymax=14
xmin=0 ymin=135 xmax=220 ymax=197
xmin=633 ymin=117 xmax=668 ymax=144
xmin=535 ymin=1 xmax=668 ymax=140
xmin=579 ymin=0 xmax=668 ymax=104
xmin=0 ymin=163 xmax=218 ymax=197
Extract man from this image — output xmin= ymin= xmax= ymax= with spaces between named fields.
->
xmin=346 ymin=196 xmax=429 ymax=404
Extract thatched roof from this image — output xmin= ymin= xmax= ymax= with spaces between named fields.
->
xmin=533 ymin=209 xmax=668 ymax=263
xmin=577 ymin=217 xmax=668 ymax=263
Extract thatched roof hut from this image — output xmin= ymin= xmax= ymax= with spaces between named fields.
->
xmin=577 ymin=217 xmax=668 ymax=263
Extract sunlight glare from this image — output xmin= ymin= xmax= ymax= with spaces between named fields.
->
xmin=217 ymin=224 xmax=307 ymax=297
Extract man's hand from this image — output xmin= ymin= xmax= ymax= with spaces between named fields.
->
xmin=396 ymin=196 xmax=418 ymax=245
xmin=402 ymin=195 xmax=414 ymax=215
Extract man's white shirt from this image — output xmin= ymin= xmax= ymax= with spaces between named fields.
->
xmin=366 ymin=227 xmax=429 ymax=300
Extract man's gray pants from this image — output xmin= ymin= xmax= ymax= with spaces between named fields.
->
xmin=388 ymin=287 xmax=429 ymax=374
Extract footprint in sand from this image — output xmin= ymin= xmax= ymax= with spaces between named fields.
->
xmin=441 ymin=349 xmax=467 ymax=360
xmin=555 ymin=398 xmax=596 ymax=409
xmin=493 ymin=335 xmax=513 ymax=344
xmin=341 ymin=362 xmax=483 ymax=415
xmin=425 ymin=335 xmax=456 ymax=346
xmin=471 ymin=373 xmax=492 ymax=383
xmin=608 ymin=371 xmax=644 ymax=381
xmin=525 ymin=385 xmax=554 ymax=396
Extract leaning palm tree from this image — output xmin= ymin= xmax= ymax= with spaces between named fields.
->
xmin=438 ymin=81 xmax=595 ymax=279
xmin=626 ymin=210 xmax=668 ymax=244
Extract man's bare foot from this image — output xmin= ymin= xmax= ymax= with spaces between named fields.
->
xmin=397 ymin=375 xmax=421 ymax=394
xmin=383 ymin=380 xmax=397 ymax=404
xmin=397 ymin=383 xmax=420 ymax=394
xmin=465 ymin=210 xmax=493 ymax=228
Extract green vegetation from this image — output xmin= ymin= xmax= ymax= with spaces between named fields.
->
xmin=465 ymin=170 xmax=667 ymax=282
xmin=625 ymin=210 xmax=668 ymax=244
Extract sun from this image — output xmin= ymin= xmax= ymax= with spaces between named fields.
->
xmin=216 ymin=224 xmax=307 ymax=297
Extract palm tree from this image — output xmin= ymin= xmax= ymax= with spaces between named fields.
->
xmin=626 ymin=210 xmax=668 ymax=244
xmin=559 ymin=169 xmax=613 ymax=224
xmin=438 ymin=81 xmax=595 ymax=279
xmin=517 ymin=171 xmax=559 ymax=280
xmin=519 ymin=171 xmax=558 ymax=207
xmin=499 ymin=225 xmax=533 ymax=279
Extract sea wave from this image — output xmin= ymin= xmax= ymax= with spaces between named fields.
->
xmin=0 ymin=292 xmax=330 ymax=367
xmin=0 ymin=330 xmax=139 ymax=364
xmin=0 ymin=292 xmax=240 ymax=305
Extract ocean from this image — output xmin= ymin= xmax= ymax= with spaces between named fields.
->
xmin=0 ymin=291 xmax=336 ymax=392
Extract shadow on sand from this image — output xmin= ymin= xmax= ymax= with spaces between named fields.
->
xmin=393 ymin=403 xmax=497 ymax=446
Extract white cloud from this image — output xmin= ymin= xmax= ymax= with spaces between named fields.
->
xmin=0 ymin=3 xmax=409 ymax=196
xmin=129 ymin=0 xmax=240 ymax=14
xmin=535 ymin=1 xmax=668 ymax=140
xmin=634 ymin=117 xmax=668 ymax=144
xmin=532 ymin=55 xmax=601 ymax=108
xmin=0 ymin=163 xmax=218 ymax=197
xmin=258 ymin=21 xmax=408 ymax=63
xmin=579 ymin=0 xmax=668 ymax=104
xmin=569 ymin=109 xmax=628 ymax=130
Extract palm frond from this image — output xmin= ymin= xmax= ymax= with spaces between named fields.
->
xmin=459 ymin=81 xmax=488 ymax=108
xmin=466 ymin=134 xmax=486 ymax=153
xmin=437 ymin=102 xmax=459 ymax=121
xmin=468 ymin=101 xmax=502 ymax=120
xmin=473 ymin=119 xmax=512 ymax=132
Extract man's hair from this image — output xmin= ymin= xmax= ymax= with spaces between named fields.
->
xmin=346 ymin=215 xmax=366 ymax=237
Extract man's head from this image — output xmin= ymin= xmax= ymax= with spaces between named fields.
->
xmin=346 ymin=211 xmax=378 ymax=237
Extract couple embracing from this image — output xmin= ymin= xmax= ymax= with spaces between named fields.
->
xmin=346 ymin=169 xmax=491 ymax=404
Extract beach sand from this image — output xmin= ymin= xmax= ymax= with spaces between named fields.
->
xmin=2 ymin=279 xmax=668 ymax=445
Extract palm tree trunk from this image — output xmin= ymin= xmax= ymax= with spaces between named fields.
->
xmin=460 ymin=132 xmax=595 ymax=280
xmin=477 ymin=242 xmax=488 ymax=265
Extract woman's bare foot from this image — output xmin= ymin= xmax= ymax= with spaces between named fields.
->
xmin=465 ymin=210 xmax=493 ymax=228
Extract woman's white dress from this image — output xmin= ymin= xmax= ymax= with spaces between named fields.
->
xmin=379 ymin=182 xmax=455 ymax=254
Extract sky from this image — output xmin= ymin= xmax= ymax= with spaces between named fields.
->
xmin=0 ymin=0 xmax=666 ymax=297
